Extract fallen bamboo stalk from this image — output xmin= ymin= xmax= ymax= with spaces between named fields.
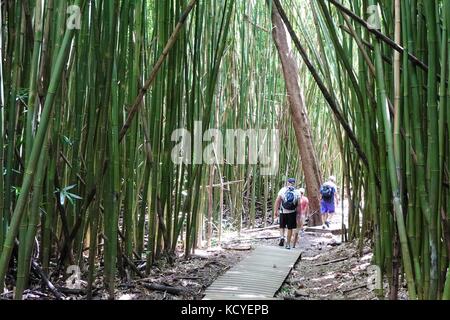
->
xmin=241 ymin=225 xmax=278 ymax=233
xmin=222 ymin=236 xmax=280 ymax=243
xmin=294 ymin=290 xmax=310 ymax=297
xmin=313 ymin=256 xmax=349 ymax=267
xmin=342 ymin=284 xmax=368 ymax=294
xmin=56 ymin=287 xmax=87 ymax=295
xmin=222 ymin=245 xmax=252 ymax=251
xmin=100 ymin=233 xmax=144 ymax=277
xmin=12 ymin=239 xmax=64 ymax=300
xmin=31 ymin=259 xmax=64 ymax=300
xmin=122 ymin=252 xmax=145 ymax=279
xmin=142 ymin=283 xmax=190 ymax=295
xmin=199 ymin=179 xmax=245 ymax=189
xmin=174 ymin=276 xmax=202 ymax=280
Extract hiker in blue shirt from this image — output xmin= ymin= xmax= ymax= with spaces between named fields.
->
xmin=320 ymin=176 xmax=339 ymax=229
xmin=274 ymin=178 xmax=300 ymax=250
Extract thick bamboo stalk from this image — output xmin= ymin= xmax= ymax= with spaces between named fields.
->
xmin=372 ymin=7 xmax=417 ymax=299
xmin=0 ymin=0 xmax=84 ymax=292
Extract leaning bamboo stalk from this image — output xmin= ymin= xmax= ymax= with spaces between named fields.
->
xmin=119 ymin=0 xmax=197 ymax=141
xmin=326 ymin=0 xmax=429 ymax=73
xmin=341 ymin=13 xmax=375 ymax=76
xmin=15 ymin=130 xmax=50 ymax=299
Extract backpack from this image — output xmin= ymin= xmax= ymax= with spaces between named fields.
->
xmin=320 ymin=184 xmax=334 ymax=202
xmin=281 ymin=187 xmax=299 ymax=211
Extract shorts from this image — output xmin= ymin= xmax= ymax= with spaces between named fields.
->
xmin=296 ymin=214 xmax=306 ymax=226
xmin=280 ymin=212 xmax=297 ymax=230
xmin=321 ymin=200 xmax=335 ymax=214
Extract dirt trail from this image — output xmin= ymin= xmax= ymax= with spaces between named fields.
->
xmin=279 ymin=237 xmax=377 ymax=300
xmin=274 ymin=202 xmax=378 ymax=300
xmin=130 ymin=200 xmax=383 ymax=301
xmin=115 ymin=200 xmax=407 ymax=300
xmin=8 ymin=202 xmax=404 ymax=300
xmin=217 ymin=201 xmax=404 ymax=300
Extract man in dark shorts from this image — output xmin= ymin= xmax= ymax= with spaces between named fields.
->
xmin=274 ymin=178 xmax=300 ymax=250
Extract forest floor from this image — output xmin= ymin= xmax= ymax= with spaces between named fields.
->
xmin=90 ymin=203 xmax=406 ymax=300
xmin=275 ymin=205 xmax=407 ymax=300
xmin=5 ymin=202 xmax=407 ymax=300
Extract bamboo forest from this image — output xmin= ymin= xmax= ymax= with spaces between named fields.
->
xmin=0 ymin=0 xmax=449 ymax=303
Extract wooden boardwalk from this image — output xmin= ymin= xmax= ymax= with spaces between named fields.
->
xmin=203 ymin=245 xmax=302 ymax=300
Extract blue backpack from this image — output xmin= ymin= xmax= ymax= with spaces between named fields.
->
xmin=320 ymin=185 xmax=334 ymax=202
xmin=282 ymin=187 xmax=299 ymax=211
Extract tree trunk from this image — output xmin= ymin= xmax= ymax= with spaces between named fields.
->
xmin=271 ymin=3 xmax=322 ymax=225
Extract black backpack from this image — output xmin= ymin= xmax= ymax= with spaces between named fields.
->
xmin=320 ymin=184 xmax=334 ymax=202
xmin=281 ymin=187 xmax=299 ymax=211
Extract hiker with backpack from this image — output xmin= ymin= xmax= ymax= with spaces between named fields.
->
xmin=320 ymin=176 xmax=339 ymax=229
xmin=274 ymin=178 xmax=300 ymax=250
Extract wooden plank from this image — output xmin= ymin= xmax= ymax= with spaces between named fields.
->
xmin=208 ymin=282 xmax=282 ymax=288
xmin=208 ymin=282 xmax=282 ymax=290
xmin=203 ymin=246 xmax=301 ymax=300
xmin=211 ymin=278 xmax=285 ymax=285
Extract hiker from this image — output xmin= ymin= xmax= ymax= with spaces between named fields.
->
xmin=320 ymin=176 xmax=339 ymax=229
xmin=274 ymin=178 xmax=300 ymax=250
xmin=293 ymin=188 xmax=309 ymax=249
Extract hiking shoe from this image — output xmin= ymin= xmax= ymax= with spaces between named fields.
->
xmin=322 ymin=225 xmax=326 ymax=229
xmin=285 ymin=245 xmax=291 ymax=250
xmin=325 ymin=221 xmax=330 ymax=228
xmin=279 ymin=238 xmax=285 ymax=247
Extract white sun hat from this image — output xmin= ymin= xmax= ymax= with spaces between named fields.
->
xmin=329 ymin=176 xmax=336 ymax=182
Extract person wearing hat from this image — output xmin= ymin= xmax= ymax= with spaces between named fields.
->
xmin=320 ymin=176 xmax=339 ymax=229
xmin=274 ymin=178 xmax=300 ymax=249
xmin=293 ymin=187 xmax=309 ymax=248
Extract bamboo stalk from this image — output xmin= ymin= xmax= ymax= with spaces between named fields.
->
xmin=119 ymin=0 xmax=198 ymax=141
xmin=0 ymin=0 xmax=85 ymax=292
